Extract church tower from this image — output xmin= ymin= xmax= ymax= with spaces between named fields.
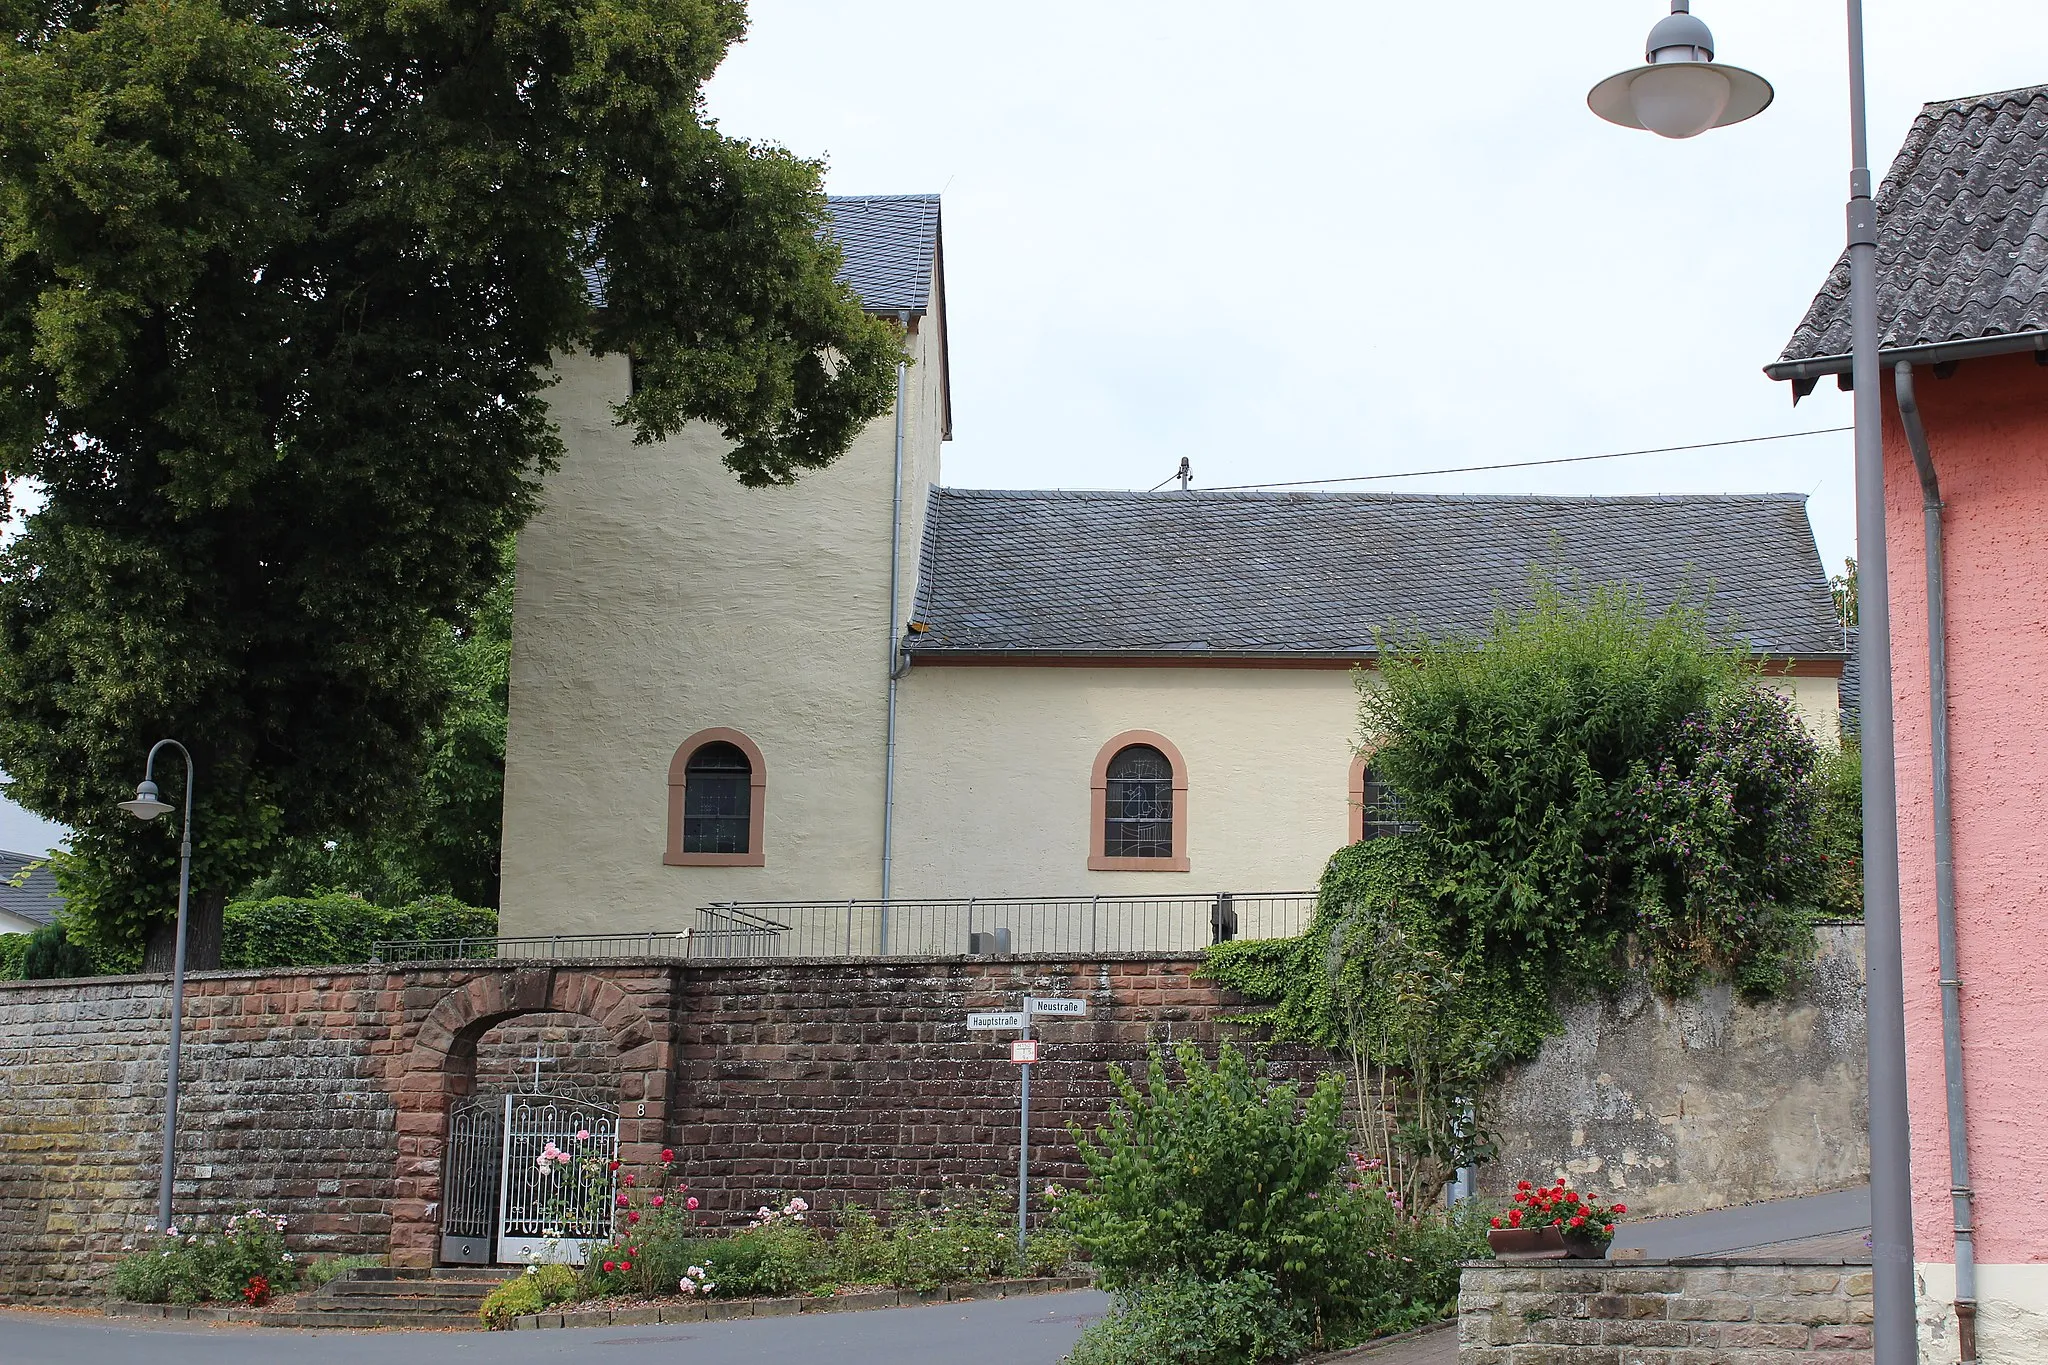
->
xmin=498 ymin=196 xmax=949 ymax=935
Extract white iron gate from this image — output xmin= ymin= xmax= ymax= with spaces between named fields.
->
xmin=440 ymin=1093 xmax=620 ymax=1265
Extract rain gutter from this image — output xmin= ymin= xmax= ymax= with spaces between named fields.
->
xmin=1893 ymin=359 xmax=1978 ymax=1362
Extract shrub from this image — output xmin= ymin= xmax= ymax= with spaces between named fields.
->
xmin=479 ymin=1263 xmax=576 ymax=1328
xmin=20 ymin=922 xmax=96 ymax=979
xmin=701 ymin=1218 xmax=826 ymax=1298
xmin=1065 ymin=1271 xmax=1313 ymax=1365
xmin=0 ymin=931 xmax=30 ymax=980
xmin=219 ymin=894 xmax=495 ymax=968
xmin=110 ymin=1210 xmax=299 ymax=1305
xmin=1812 ymin=739 xmax=1863 ymax=917
xmin=1056 ymin=1042 xmax=1379 ymax=1342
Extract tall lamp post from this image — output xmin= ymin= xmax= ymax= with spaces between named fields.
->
xmin=119 ymin=740 xmax=196 ymax=1235
xmin=1590 ymin=4 xmax=1916 ymax=1361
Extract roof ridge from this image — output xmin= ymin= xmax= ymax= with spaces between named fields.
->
xmin=930 ymin=486 xmax=1810 ymax=506
xmin=1919 ymin=83 xmax=2048 ymax=116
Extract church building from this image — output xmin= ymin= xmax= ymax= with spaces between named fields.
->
xmin=498 ymin=194 xmax=1846 ymax=941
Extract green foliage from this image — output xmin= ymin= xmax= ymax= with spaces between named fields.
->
xmin=18 ymin=921 xmax=95 ymax=979
xmin=0 ymin=933 xmax=27 ymax=979
xmin=1831 ymin=558 xmax=1858 ymax=630
xmin=1064 ymin=1270 xmax=1314 ymax=1365
xmin=1812 ymin=740 xmax=1863 ymax=917
xmin=1209 ymin=582 xmax=1837 ymax=1208
xmin=238 ymin=541 xmax=514 ymax=908
xmin=1626 ymin=687 xmax=1821 ymax=996
xmin=700 ymin=1221 xmax=828 ymax=1298
xmin=1055 ymin=1042 xmax=1377 ymax=1341
xmin=1363 ymin=579 xmax=1749 ymax=988
xmin=831 ymin=1189 xmax=1020 ymax=1292
xmin=295 ymin=1254 xmax=383 ymax=1290
xmin=480 ymin=1263 xmax=577 ymax=1328
xmin=110 ymin=1210 xmax=299 ymax=1304
xmin=0 ymin=0 xmax=904 ymax=958
xmin=217 ymin=894 xmax=495 ymax=969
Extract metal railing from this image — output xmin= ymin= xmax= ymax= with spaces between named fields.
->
xmin=372 ymin=891 xmax=1316 ymax=964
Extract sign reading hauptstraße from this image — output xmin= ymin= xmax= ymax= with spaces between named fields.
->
xmin=966 ymin=1011 xmax=1026 ymax=1031
xmin=1025 ymin=997 xmax=1087 ymax=1017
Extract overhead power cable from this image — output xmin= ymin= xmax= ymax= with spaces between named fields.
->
xmin=1184 ymin=427 xmax=1853 ymax=493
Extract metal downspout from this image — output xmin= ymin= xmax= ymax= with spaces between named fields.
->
xmin=881 ymin=316 xmax=910 ymax=934
xmin=1894 ymin=359 xmax=1978 ymax=1362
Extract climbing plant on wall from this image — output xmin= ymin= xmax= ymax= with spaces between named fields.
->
xmin=1207 ymin=580 xmax=1838 ymax=1202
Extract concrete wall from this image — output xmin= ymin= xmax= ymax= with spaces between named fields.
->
xmin=498 ymin=289 xmax=947 ymax=934
xmin=1881 ymin=350 xmax=2048 ymax=1363
xmin=1482 ymin=925 xmax=1868 ymax=1217
xmin=1458 ymin=1260 xmax=1875 ymax=1361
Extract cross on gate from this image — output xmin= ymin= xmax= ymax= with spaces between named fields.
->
xmin=523 ymin=1043 xmax=550 ymax=1092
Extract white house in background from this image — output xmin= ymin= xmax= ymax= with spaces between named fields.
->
xmin=0 ymin=852 xmax=61 ymax=935
xmin=497 ymin=193 xmax=1846 ymax=940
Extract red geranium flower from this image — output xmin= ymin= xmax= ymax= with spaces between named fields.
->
xmin=661 ymin=1149 xmax=674 ymax=1164
xmin=602 ymin=1261 xmax=616 ymax=1273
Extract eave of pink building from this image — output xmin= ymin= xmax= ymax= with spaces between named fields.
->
xmin=1881 ymin=349 xmax=2048 ymax=1268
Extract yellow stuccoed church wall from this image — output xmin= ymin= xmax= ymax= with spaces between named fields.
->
xmin=498 ymin=297 xmax=948 ymax=936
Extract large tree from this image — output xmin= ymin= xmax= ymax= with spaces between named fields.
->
xmin=0 ymin=0 xmax=902 ymax=965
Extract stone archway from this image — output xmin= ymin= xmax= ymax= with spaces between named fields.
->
xmin=388 ymin=967 xmax=672 ymax=1267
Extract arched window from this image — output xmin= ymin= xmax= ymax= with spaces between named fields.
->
xmin=665 ymin=729 xmax=766 ymax=867
xmin=1349 ymin=756 xmax=1418 ymax=843
xmin=1089 ymin=731 xmax=1190 ymax=871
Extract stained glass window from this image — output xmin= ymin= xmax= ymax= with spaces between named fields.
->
xmin=1105 ymin=744 xmax=1174 ymax=858
xmin=682 ymin=742 xmax=751 ymax=853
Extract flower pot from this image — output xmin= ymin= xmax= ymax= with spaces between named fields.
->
xmin=1561 ymin=1229 xmax=1612 ymax=1260
xmin=1486 ymin=1225 xmax=1568 ymax=1260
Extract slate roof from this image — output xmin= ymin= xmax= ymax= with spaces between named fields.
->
xmin=823 ymin=195 xmax=942 ymax=315
xmin=1770 ymin=84 xmax=2048 ymax=379
xmin=580 ymin=194 xmax=942 ymax=315
xmin=0 ymin=851 xmax=61 ymax=928
xmin=905 ymin=489 xmax=1843 ymax=660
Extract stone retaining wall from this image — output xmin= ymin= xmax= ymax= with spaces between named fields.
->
xmin=0 ymin=954 xmax=1270 ymax=1299
xmin=1458 ymin=1259 xmax=1875 ymax=1362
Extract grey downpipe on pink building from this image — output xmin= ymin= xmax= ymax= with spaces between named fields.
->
xmin=1893 ymin=359 xmax=1978 ymax=1362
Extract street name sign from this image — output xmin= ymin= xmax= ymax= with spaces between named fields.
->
xmin=966 ymin=1011 xmax=1026 ymax=1031
xmin=1025 ymin=997 xmax=1088 ymax=1018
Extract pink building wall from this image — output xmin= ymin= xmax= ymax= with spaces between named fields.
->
xmin=1882 ymin=349 xmax=2048 ymax=1268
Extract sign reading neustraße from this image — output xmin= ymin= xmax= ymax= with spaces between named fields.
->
xmin=1025 ymin=997 xmax=1087 ymax=1017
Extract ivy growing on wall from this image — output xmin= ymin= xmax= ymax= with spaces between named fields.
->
xmin=1207 ymin=580 xmax=1843 ymax=1201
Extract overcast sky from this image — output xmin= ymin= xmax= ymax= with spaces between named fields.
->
xmin=3 ymin=1 xmax=2038 ymax=857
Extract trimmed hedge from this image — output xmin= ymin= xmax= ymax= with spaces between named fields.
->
xmin=220 ymin=894 xmax=497 ymax=969
xmin=0 ymin=932 xmax=28 ymax=979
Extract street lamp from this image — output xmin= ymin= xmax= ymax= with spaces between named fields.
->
xmin=1586 ymin=2 xmax=1772 ymax=139
xmin=121 ymin=740 xmax=195 ymax=1236
xmin=1590 ymin=5 xmax=1916 ymax=1362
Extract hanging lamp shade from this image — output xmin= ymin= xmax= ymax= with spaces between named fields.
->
xmin=1588 ymin=4 xmax=1772 ymax=139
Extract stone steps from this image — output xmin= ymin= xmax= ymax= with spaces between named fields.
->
xmin=306 ymin=1266 xmax=514 ymax=1321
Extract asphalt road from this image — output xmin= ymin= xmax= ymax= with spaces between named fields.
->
xmin=0 ymin=1291 xmax=1112 ymax=1365
xmin=1608 ymin=1185 xmax=1872 ymax=1260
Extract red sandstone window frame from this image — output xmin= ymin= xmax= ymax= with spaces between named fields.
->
xmin=1088 ymin=730 xmax=1190 ymax=872
xmin=665 ymin=728 xmax=767 ymax=867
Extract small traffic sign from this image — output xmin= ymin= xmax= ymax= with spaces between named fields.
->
xmin=966 ymin=1011 xmax=1026 ymax=1031
xmin=1010 ymin=1039 xmax=1040 ymax=1064
xmin=1026 ymin=996 xmax=1087 ymax=1018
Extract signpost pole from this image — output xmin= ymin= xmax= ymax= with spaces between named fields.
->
xmin=1016 ymin=1005 xmax=1032 ymax=1257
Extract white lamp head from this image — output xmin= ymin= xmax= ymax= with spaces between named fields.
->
xmin=1588 ymin=1 xmax=1773 ymax=139
xmin=119 ymin=779 xmax=175 ymax=822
